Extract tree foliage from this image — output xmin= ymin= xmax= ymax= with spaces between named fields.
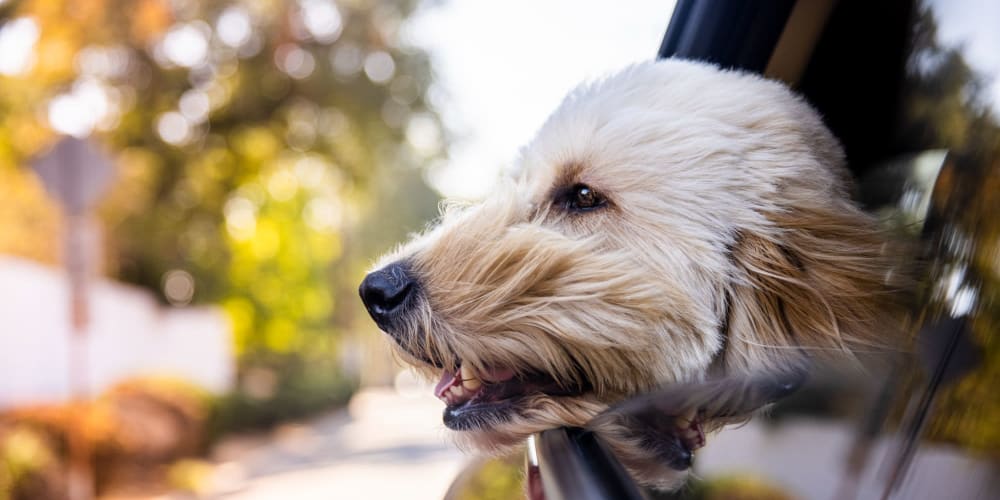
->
xmin=0 ymin=0 xmax=443 ymax=423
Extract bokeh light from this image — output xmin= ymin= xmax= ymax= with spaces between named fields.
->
xmin=299 ymin=0 xmax=343 ymax=43
xmin=47 ymin=79 xmax=114 ymax=138
xmin=156 ymin=111 xmax=193 ymax=145
xmin=216 ymin=6 xmax=252 ymax=48
xmin=159 ymin=22 xmax=211 ymax=68
xmin=163 ymin=269 xmax=196 ymax=306
xmin=274 ymin=44 xmax=316 ymax=80
xmin=363 ymin=50 xmax=395 ymax=84
xmin=0 ymin=17 xmax=38 ymax=76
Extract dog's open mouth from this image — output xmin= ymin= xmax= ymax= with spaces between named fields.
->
xmin=434 ymin=364 xmax=707 ymax=462
xmin=434 ymin=364 xmax=581 ymax=430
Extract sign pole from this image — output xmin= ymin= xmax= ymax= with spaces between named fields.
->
xmin=33 ymin=137 xmax=115 ymax=500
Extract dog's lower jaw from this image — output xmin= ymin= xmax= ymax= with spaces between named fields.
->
xmin=449 ymin=393 xmax=610 ymax=455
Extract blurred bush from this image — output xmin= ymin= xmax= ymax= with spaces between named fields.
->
xmin=443 ymin=455 xmax=523 ymax=500
xmin=0 ymin=377 xmax=210 ymax=498
xmin=675 ymin=475 xmax=795 ymax=500
xmin=165 ymin=458 xmax=216 ymax=496
xmin=0 ymin=427 xmax=64 ymax=500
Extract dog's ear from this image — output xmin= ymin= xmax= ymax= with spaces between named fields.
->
xmin=722 ymin=197 xmax=909 ymax=372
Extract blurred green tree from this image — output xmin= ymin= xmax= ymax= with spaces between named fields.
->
xmin=893 ymin=3 xmax=1000 ymax=454
xmin=0 ymin=0 xmax=443 ymax=427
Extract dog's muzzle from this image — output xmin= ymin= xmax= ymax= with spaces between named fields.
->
xmin=359 ymin=260 xmax=417 ymax=334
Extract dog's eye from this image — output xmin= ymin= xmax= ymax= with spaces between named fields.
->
xmin=565 ymin=184 xmax=606 ymax=212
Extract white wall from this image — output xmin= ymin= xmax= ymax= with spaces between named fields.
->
xmin=0 ymin=256 xmax=233 ymax=407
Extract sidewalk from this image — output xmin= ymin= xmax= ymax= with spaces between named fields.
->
xmin=210 ymin=384 xmax=467 ymax=500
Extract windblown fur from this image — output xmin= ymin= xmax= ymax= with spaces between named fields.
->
xmin=366 ymin=59 xmax=908 ymax=488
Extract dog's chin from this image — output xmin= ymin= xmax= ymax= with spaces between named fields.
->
xmin=449 ymin=393 xmax=610 ymax=454
xmin=443 ymin=397 xmax=522 ymax=432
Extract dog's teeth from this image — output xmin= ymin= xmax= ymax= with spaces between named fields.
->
xmin=461 ymin=365 xmax=481 ymax=390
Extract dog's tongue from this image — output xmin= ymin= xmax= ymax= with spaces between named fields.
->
xmin=435 ymin=369 xmax=461 ymax=399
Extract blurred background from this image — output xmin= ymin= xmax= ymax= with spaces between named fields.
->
xmin=0 ymin=0 xmax=670 ymax=498
xmin=0 ymin=0 xmax=998 ymax=499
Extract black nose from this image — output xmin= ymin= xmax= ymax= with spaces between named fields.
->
xmin=359 ymin=262 xmax=416 ymax=326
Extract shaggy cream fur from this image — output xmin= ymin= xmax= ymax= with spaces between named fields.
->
xmin=364 ymin=59 xmax=908 ymax=488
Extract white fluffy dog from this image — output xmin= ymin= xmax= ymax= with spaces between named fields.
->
xmin=360 ymin=59 xmax=906 ymax=488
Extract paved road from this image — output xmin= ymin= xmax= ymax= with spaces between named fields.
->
xmin=210 ymin=385 xmax=467 ymax=500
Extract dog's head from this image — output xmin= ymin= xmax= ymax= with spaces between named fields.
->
xmin=359 ymin=60 xmax=904 ymax=456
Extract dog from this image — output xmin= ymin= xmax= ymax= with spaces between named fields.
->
xmin=359 ymin=59 xmax=907 ymax=488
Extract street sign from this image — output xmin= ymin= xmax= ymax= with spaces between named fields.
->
xmin=30 ymin=136 xmax=116 ymax=500
xmin=32 ymin=137 xmax=116 ymax=215
xmin=31 ymin=137 xmax=116 ymax=330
